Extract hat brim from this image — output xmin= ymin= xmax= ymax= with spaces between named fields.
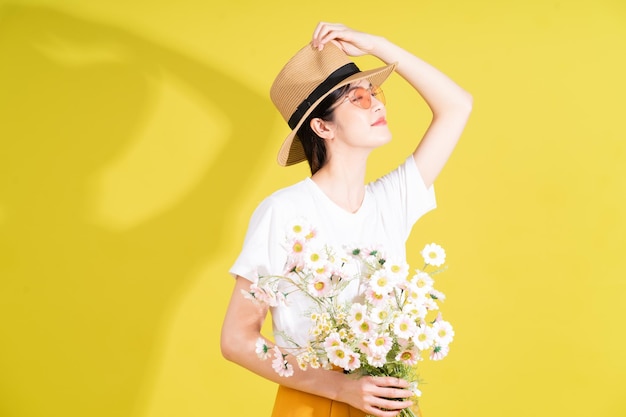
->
xmin=277 ymin=62 xmax=397 ymax=167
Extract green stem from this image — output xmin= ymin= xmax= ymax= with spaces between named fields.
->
xmin=400 ymin=408 xmax=417 ymax=417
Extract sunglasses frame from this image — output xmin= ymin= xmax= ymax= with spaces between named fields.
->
xmin=329 ymin=84 xmax=385 ymax=112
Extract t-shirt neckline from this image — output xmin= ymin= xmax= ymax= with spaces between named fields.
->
xmin=304 ymin=177 xmax=370 ymax=217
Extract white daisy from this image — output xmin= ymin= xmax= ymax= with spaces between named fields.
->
xmin=303 ymin=244 xmax=328 ymax=270
xmin=412 ymin=271 xmax=434 ymax=295
xmin=423 ymin=295 xmax=439 ymax=311
xmin=421 ymin=243 xmax=446 ymax=267
xmin=369 ymin=333 xmax=393 ymax=356
xmin=432 ymin=319 xmax=455 ymax=345
xmin=351 ymin=317 xmax=375 ymax=337
xmin=296 ymin=353 xmax=310 ymax=371
xmin=326 ymin=345 xmax=352 ymax=369
xmin=309 ymin=355 xmax=321 ymax=369
xmin=413 ymin=325 xmax=435 ymax=350
xmin=402 ymin=299 xmax=428 ymax=320
xmin=311 ymin=262 xmax=331 ymax=279
xmin=254 ymin=338 xmax=271 ymax=360
xmin=385 ymin=260 xmax=409 ymax=282
xmin=348 ymin=303 xmax=367 ymax=326
xmin=370 ymin=306 xmax=391 ymax=324
xmin=285 ymin=217 xmax=315 ymax=241
xmin=366 ymin=353 xmax=386 ymax=368
xmin=364 ymin=288 xmax=388 ymax=308
xmin=369 ymin=269 xmax=395 ymax=296
xmin=393 ymin=314 xmax=418 ymax=340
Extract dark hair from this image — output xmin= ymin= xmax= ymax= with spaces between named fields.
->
xmin=297 ymin=84 xmax=351 ymax=175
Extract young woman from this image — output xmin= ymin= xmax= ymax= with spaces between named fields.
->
xmin=221 ymin=22 xmax=472 ymax=417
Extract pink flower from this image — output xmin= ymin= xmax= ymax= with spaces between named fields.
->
xmin=322 ymin=332 xmax=342 ymax=349
xmin=344 ymin=351 xmax=362 ymax=371
xmin=308 ymin=276 xmax=332 ymax=297
xmin=272 ymin=346 xmax=294 ymax=377
xmin=369 ymin=333 xmax=393 ymax=356
xmin=395 ymin=348 xmax=420 ymax=366
xmin=430 ymin=344 xmax=450 ymax=361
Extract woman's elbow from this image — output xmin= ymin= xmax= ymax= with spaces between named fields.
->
xmin=459 ymin=90 xmax=473 ymax=114
xmin=220 ymin=330 xmax=239 ymax=362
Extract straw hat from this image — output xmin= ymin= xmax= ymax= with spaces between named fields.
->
xmin=270 ymin=42 xmax=396 ymax=166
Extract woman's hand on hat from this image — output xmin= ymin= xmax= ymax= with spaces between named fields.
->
xmin=311 ymin=22 xmax=380 ymax=57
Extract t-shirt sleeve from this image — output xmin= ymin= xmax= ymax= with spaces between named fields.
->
xmin=229 ymin=196 xmax=289 ymax=283
xmin=369 ymin=155 xmax=437 ymax=239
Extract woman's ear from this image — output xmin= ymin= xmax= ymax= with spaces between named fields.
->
xmin=310 ymin=117 xmax=334 ymax=140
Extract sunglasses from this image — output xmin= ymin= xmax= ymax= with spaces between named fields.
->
xmin=330 ymin=84 xmax=386 ymax=111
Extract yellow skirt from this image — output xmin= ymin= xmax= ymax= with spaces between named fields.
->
xmin=270 ymin=385 xmax=422 ymax=417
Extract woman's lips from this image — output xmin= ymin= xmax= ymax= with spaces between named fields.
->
xmin=372 ymin=117 xmax=387 ymax=126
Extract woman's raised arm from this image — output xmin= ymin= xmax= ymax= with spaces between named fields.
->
xmin=312 ymin=22 xmax=473 ymax=187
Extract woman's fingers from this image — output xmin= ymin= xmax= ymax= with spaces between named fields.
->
xmin=365 ymin=376 xmax=415 ymax=414
xmin=311 ymin=22 xmax=377 ymax=57
xmin=372 ymin=375 xmax=411 ymax=389
xmin=312 ymin=22 xmax=347 ymax=49
xmin=312 ymin=22 xmax=357 ymax=49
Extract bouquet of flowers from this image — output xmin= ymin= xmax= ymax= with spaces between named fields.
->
xmin=243 ymin=220 xmax=454 ymax=417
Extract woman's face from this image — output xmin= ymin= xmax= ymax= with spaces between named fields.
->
xmin=327 ymin=80 xmax=392 ymax=152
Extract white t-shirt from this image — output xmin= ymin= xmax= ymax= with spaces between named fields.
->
xmin=230 ymin=156 xmax=436 ymax=345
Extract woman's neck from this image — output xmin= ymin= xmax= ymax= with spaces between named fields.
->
xmin=311 ymin=159 xmax=368 ymax=214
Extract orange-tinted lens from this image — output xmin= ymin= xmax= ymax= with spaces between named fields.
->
xmin=350 ymin=87 xmax=372 ymax=109
xmin=348 ymin=86 xmax=385 ymax=108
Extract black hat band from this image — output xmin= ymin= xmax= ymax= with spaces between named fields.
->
xmin=287 ymin=63 xmax=360 ymax=130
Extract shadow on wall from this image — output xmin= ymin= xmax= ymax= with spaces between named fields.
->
xmin=0 ymin=4 xmax=275 ymax=417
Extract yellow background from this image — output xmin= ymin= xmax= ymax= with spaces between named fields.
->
xmin=1 ymin=0 xmax=625 ymax=416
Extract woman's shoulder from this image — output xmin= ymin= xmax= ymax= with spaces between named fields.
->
xmin=367 ymin=156 xmax=416 ymax=190
xmin=254 ymin=178 xmax=313 ymax=214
